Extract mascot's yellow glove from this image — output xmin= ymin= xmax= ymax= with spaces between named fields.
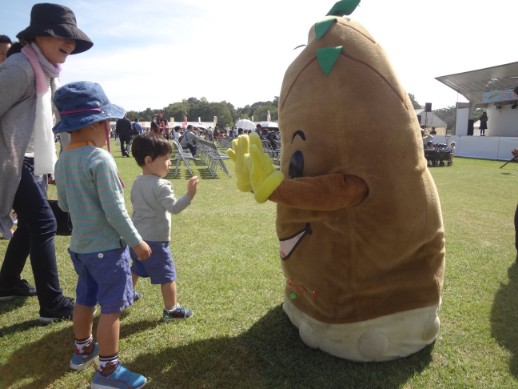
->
xmin=226 ymin=135 xmax=252 ymax=192
xmin=247 ymin=133 xmax=284 ymax=203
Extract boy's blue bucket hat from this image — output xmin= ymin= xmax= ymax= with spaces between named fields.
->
xmin=53 ymin=81 xmax=125 ymax=134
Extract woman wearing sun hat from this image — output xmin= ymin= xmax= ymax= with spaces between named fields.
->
xmin=0 ymin=3 xmax=93 ymax=322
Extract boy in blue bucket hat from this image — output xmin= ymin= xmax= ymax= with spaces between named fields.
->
xmin=53 ymin=81 xmax=151 ymax=389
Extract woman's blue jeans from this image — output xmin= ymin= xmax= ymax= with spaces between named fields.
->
xmin=0 ymin=157 xmax=64 ymax=308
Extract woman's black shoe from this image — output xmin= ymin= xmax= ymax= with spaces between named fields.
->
xmin=0 ymin=279 xmax=37 ymax=301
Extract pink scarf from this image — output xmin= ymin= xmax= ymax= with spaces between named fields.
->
xmin=21 ymin=44 xmax=60 ymax=175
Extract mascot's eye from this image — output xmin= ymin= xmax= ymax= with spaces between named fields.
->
xmin=288 ymin=150 xmax=304 ymax=178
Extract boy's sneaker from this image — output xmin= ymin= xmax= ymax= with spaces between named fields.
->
xmin=133 ymin=291 xmax=142 ymax=302
xmin=39 ymin=296 xmax=74 ymax=323
xmin=91 ymin=363 xmax=146 ymax=389
xmin=0 ymin=279 xmax=37 ymax=301
xmin=70 ymin=342 xmax=99 ymax=371
xmin=162 ymin=305 xmax=193 ymax=321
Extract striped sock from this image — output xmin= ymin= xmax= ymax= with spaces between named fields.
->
xmin=74 ymin=335 xmax=93 ymax=354
xmin=165 ymin=303 xmax=180 ymax=312
xmin=99 ymin=354 xmax=119 ymax=376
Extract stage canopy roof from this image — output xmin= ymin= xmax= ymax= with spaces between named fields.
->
xmin=436 ymin=62 xmax=518 ymax=106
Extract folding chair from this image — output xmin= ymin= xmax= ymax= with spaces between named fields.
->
xmin=171 ymin=139 xmax=195 ymax=177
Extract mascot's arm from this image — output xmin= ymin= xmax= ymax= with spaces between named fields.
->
xmin=269 ymin=173 xmax=368 ymax=211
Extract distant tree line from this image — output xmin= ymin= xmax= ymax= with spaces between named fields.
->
xmin=127 ymin=94 xmax=483 ymax=134
xmin=126 ymin=97 xmax=278 ymax=128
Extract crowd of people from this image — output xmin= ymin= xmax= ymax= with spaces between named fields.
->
xmin=107 ymin=118 xmax=281 ymax=161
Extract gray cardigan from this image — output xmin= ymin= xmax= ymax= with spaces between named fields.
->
xmin=0 ymin=53 xmax=39 ymax=218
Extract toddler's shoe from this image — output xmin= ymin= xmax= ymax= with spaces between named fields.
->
xmin=133 ymin=291 xmax=142 ymax=302
xmin=70 ymin=342 xmax=99 ymax=371
xmin=91 ymin=363 xmax=146 ymax=389
xmin=162 ymin=304 xmax=193 ymax=321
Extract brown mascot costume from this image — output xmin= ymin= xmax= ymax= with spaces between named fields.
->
xmin=227 ymin=0 xmax=445 ymax=362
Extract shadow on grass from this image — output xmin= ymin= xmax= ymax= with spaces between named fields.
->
xmin=0 ymin=305 xmax=434 ymax=388
xmin=196 ymin=167 xmax=220 ymax=180
xmin=491 ymin=259 xmax=518 ymax=377
xmin=133 ymin=305 xmax=433 ymax=388
xmin=0 ymin=319 xmax=160 ymax=389
xmin=166 ymin=166 xmax=225 ymax=180
xmin=0 ymin=296 xmax=31 ymax=324
xmin=0 ymin=318 xmax=46 ymax=337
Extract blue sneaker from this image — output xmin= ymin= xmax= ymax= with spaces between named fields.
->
xmin=70 ymin=342 xmax=99 ymax=371
xmin=91 ymin=363 xmax=146 ymax=389
xmin=162 ymin=305 xmax=193 ymax=322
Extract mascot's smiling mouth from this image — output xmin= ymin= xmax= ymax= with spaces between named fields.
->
xmin=279 ymin=223 xmax=312 ymax=260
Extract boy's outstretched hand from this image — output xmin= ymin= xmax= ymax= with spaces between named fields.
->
xmin=187 ymin=176 xmax=199 ymax=199
xmin=133 ymin=241 xmax=152 ymax=261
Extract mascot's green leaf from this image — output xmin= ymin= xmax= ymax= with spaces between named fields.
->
xmin=317 ymin=46 xmax=343 ymax=76
xmin=315 ymin=18 xmax=337 ymax=40
xmin=327 ymin=0 xmax=361 ymax=16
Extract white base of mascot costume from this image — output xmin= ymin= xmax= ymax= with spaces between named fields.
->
xmin=227 ymin=0 xmax=445 ymax=362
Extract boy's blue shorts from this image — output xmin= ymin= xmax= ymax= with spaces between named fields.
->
xmin=69 ymin=246 xmax=134 ymax=314
xmin=130 ymin=241 xmax=176 ymax=284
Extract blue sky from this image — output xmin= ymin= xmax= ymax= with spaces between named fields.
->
xmin=3 ymin=0 xmax=518 ymax=112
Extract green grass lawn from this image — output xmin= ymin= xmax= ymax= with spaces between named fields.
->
xmin=1 ymin=147 xmax=518 ymax=388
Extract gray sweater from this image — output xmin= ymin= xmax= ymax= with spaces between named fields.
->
xmin=0 ymin=53 xmax=39 ymax=217
xmin=131 ymin=174 xmax=191 ymax=242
